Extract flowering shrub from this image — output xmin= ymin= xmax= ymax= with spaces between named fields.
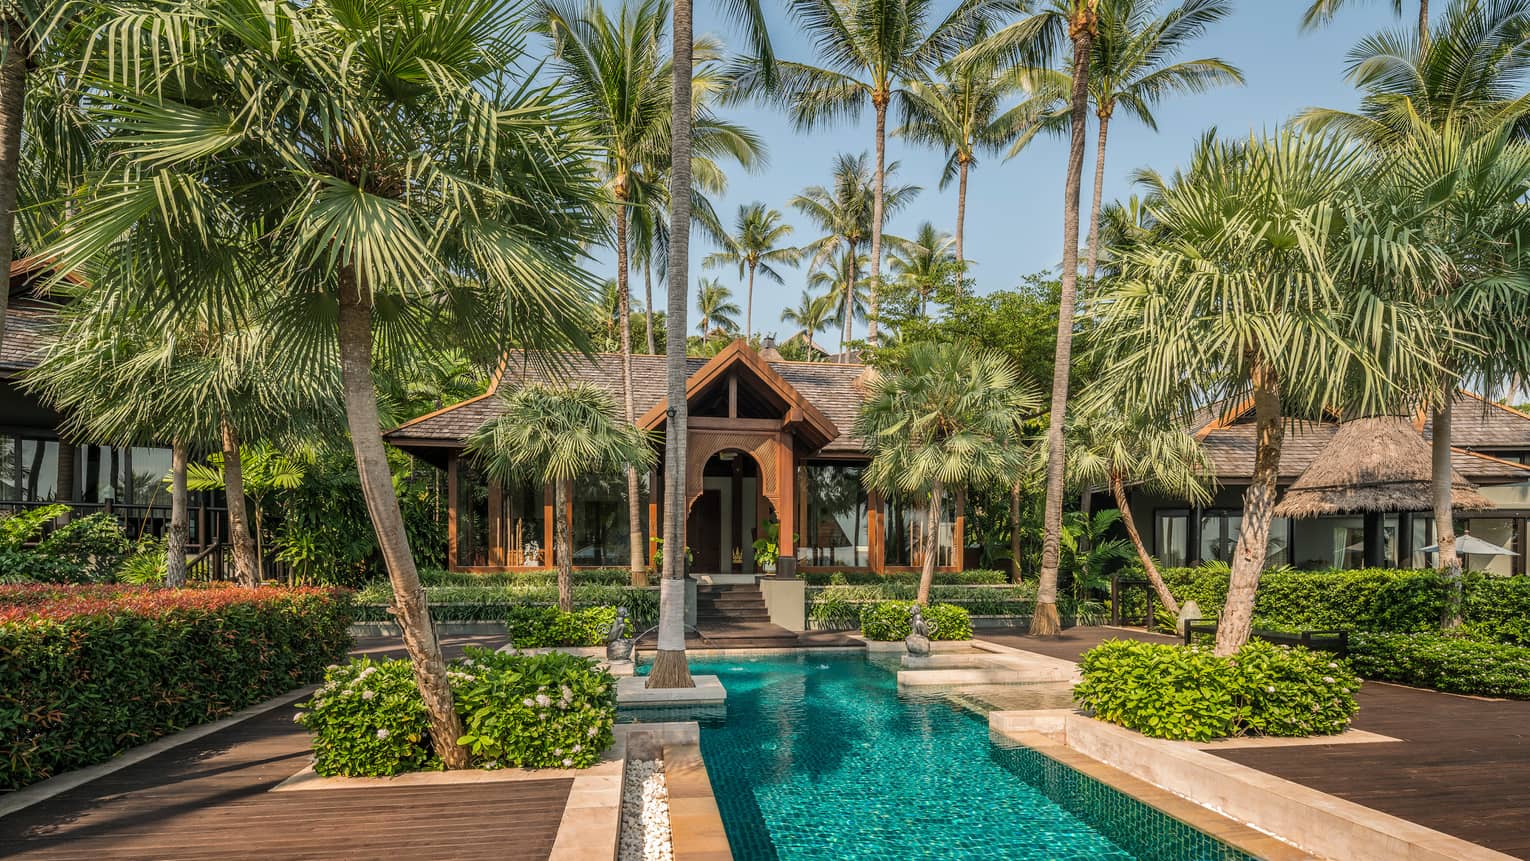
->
xmin=1074 ymin=639 xmax=1359 ymax=741
xmin=1349 ymin=633 xmax=1530 ymax=699
xmin=0 ymin=584 xmax=354 ymax=790
xmin=297 ymin=648 xmax=617 ymax=777
xmin=506 ymin=606 xmax=631 ymax=648
xmin=859 ymin=601 xmax=973 ymax=641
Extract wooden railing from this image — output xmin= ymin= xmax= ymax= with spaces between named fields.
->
xmin=187 ymin=541 xmax=227 ymax=581
xmin=1183 ymin=619 xmax=1349 ymax=657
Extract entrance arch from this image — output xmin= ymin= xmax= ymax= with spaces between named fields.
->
xmin=686 ymin=448 xmax=774 ymax=574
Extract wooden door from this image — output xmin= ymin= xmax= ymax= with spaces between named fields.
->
xmin=687 ymin=489 xmax=723 ymax=572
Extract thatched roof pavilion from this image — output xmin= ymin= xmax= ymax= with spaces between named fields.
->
xmin=1274 ymin=416 xmax=1493 ymax=518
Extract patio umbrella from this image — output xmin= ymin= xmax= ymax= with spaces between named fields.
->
xmin=1420 ymin=534 xmax=1518 ymax=557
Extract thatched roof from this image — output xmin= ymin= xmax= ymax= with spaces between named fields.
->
xmin=1274 ymin=416 xmax=1493 ymax=518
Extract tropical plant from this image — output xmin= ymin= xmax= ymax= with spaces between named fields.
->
xmin=1060 ymin=508 xmax=1133 ymax=606
xmin=792 ymin=152 xmax=920 ymax=354
xmin=780 ymin=289 xmax=839 ymax=354
xmin=695 ymin=278 xmax=742 ymax=338
xmin=466 ymin=384 xmax=656 ymax=612
xmin=855 ymin=343 xmax=1040 ymax=604
xmin=735 ymin=0 xmax=996 ymax=342
xmin=887 ymin=221 xmax=958 ymax=317
xmin=186 ymin=444 xmax=307 ymax=581
xmin=703 ymin=202 xmax=800 ymax=337
xmin=1088 ymin=129 xmax=1449 ymax=654
xmin=1303 ymin=0 xmax=1433 ymax=43
xmin=807 ymin=249 xmax=871 ymax=352
xmin=52 ymin=0 xmax=610 ymax=768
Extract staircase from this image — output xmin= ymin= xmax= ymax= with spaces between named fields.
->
xmin=690 ymin=581 xmax=801 ymax=648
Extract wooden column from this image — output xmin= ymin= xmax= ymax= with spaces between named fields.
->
xmin=1363 ymin=510 xmax=1385 ymax=568
xmin=542 ymin=482 xmax=554 ymax=569
xmin=447 ymin=455 xmax=460 ymax=571
xmin=953 ymin=488 xmax=966 ymax=572
xmin=1397 ymin=512 xmax=1414 ymax=568
xmin=775 ymin=432 xmax=795 ymax=577
xmin=487 ymin=480 xmax=504 ymax=567
xmin=648 ymin=467 xmax=661 ymax=569
xmin=868 ymin=490 xmax=884 ymax=574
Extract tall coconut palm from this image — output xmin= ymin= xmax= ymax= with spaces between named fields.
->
xmin=734 ymin=0 xmax=999 ymax=343
xmin=809 ymin=249 xmax=871 ymax=353
xmin=695 ymin=277 xmax=742 ymax=338
xmin=780 ymin=288 xmax=839 ymax=352
xmin=702 ymin=202 xmax=800 ymax=337
xmin=1303 ymin=0 xmax=1433 ymax=43
xmin=1065 ymin=402 xmax=1212 ymax=615
xmin=1090 ymin=130 xmax=1449 ymax=654
xmin=467 ymin=384 xmax=656 ymax=611
xmin=856 ymin=343 xmax=1039 ymax=604
xmin=888 ymin=220 xmax=956 ymax=316
xmin=56 ymin=0 xmax=607 ymax=766
xmin=792 ymin=152 xmax=919 ymax=356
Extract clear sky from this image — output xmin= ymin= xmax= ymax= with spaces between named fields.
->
xmin=594 ymin=0 xmax=1401 ymax=344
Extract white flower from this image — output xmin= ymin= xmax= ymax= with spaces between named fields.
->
xmin=376 ymin=728 xmax=390 ymax=740
xmin=1265 ymin=686 xmax=1275 ymax=693
xmin=535 ymin=694 xmax=552 ymax=707
xmin=362 ymin=690 xmax=376 ymax=700
xmin=555 ymin=748 xmax=564 ymax=756
xmin=1323 ymin=676 xmax=1336 ymax=684
xmin=561 ymin=686 xmax=573 ymax=699
xmin=1328 ymin=662 xmax=1338 ymax=669
xmin=523 ymin=698 xmax=535 ymax=707
xmin=588 ymin=726 xmax=598 ymax=738
xmin=562 ymin=758 xmax=573 ymax=767
xmin=292 ymin=713 xmax=304 ymax=723
xmin=571 ymin=744 xmax=581 ymax=753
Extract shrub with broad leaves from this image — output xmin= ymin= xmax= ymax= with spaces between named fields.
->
xmin=506 ymin=606 xmax=632 ymax=648
xmin=859 ymin=600 xmax=973 ymax=641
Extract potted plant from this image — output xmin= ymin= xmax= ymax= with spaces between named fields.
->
xmin=752 ymin=521 xmax=785 ymax=575
xmin=650 ymin=537 xmax=693 ymax=575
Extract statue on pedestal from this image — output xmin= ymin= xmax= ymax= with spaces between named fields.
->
xmin=606 ymin=607 xmax=635 ymax=663
xmin=904 ymin=604 xmax=938 ymax=657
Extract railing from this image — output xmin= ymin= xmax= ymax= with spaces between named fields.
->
xmin=0 ymin=499 xmax=228 ymax=548
xmin=187 ymin=541 xmax=227 ymax=581
xmin=1183 ymin=619 xmax=1349 ymax=657
xmin=1108 ymin=575 xmax=1157 ymax=628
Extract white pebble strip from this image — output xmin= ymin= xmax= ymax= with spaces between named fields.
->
xmin=618 ymin=759 xmax=673 ymax=861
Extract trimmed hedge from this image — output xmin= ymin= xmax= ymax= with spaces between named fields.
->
xmin=859 ymin=601 xmax=973 ymax=641
xmin=1074 ymin=639 xmax=1360 ymax=741
xmin=298 ymin=648 xmax=616 ymax=776
xmin=506 ymin=606 xmax=632 ymax=648
xmin=354 ymin=583 xmax=658 ymax=624
xmin=418 ymin=568 xmax=635 ymax=588
xmin=1350 ymin=633 xmax=1530 ymax=699
xmin=1 ymin=584 xmax=355 ymax=790
xmin=809 ymin=583 xmax=1035 ymax=629
xmin=798 ymin=569 xmax=1008 ymax=586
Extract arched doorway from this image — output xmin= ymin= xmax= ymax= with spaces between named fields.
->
xmin=686 ymin=449 xmax=773 ymax=573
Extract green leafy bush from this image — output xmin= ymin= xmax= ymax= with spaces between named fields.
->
xmin=1349 ymin=633 xmax=1530 ymax=698
xmin=353 ymin=582 xmax=657 ymax=624
xmin=798 ymin=569 xmax=1007 ymax=586
xmin=506 ymin=606 xmax=631 ymax=647
xmin=808 ymin=583 xmax=1035 ymax=628
xmin=859 ymin=601 xmax=973 ymax=641
xmin=418 ymin=568 xmax=633 ymax=588
xmin=1074 ymin=639 xmax=1360 ymax=741
xmin=36 ymin=513 xmax=133 ymax=582
xmin=1 ymin=585 xmax=354 ymax=790
xmin=116 ymin=537 xmax=168 ymax=585
xmin=0 ymin=505 xmax=71 ymax=549
xmin=298 ymin=648 xmax=616 ymax=776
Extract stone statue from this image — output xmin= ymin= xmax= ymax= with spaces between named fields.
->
xmin=606 ymin=607 xmax=635 ymax=663
xmin=905 ymin=604 xmax=937 ymax=657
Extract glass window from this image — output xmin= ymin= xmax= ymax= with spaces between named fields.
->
xmin=19 ymin=438 xmax=59 ymax=502
xmin=802 ymin=462 xmax=869 ymax=568
xmin=883 ymin=490 xmax=955 ymax=568
xmin=1464 ymin=517 xmax=1518 ymax=576
xmin=128 ymin=447 xmax=173 ymax=506
xmin=0 ymin=435 xmax=16 ymax=501
xmin=1154 ymin=510 xmax=1188 ymax=568
xmin=494 ymin=478 xmax=546 ymax=567
xmin=1198 ymin=509 xmax=1287 ymax=566
xmin=455 ymin=459 xmax=490 ymax=567
xmin=572 ymin=472 xmax=642 ymax=567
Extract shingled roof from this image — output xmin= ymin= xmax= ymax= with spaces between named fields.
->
xmin=1192 ymin=393 xmax=1530 ymax=486
xmin=386 ymin=343 xmax=871 ymax=454
xmin=0 ymin=297 xmax=56 ymax=377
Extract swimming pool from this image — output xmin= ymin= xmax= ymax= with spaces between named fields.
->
xmin=629 ymin=652 xmax=1253 ymax=861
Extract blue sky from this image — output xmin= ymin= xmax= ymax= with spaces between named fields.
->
xmin=596 ymin=1 xmax=1398 ymax=343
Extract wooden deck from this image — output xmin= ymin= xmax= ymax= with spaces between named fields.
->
xmin=0 ymin=636 xmax=572 ymax=861
xmin=987 ymin=626 xmax=1530 ymax=859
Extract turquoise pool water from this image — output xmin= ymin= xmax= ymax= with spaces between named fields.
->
xmin=629 ymin=653 xmax=1253 ymax=861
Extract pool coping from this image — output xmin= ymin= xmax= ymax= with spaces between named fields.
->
xmin=626 ymin=722 xmax=732 ymax=861
xmin=991 ymin=709 xmax=1515 ymax=861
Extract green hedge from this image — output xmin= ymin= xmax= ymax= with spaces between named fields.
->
xmin=506 ymin=606 xmax=632 ymax=648
xmin=809 ymin=583 xmax=1035 ymax=629
xmin=418 ymin=568 xmax=635 ymax=588
xmin=859 ymin=601 xmax=973 ymax=641
xmin=1 ymin=585 xmax=354 ymax=790
xmin=298 ymin=649 xmax=616 ymax=776
xmin=354 ymin=583 xmax=658 ymax=624
xmin=798 ymin=569 xmax=1008 ymax=586
xmin=1074 ymin=639 xmax=1360 ymax=741
xmin=1350 ymin=633 xmax=1530 ymax=699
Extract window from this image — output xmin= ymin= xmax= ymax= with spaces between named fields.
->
xmin=1154 ymin=510 xmax=1188 ymax=568
xmin=883 ymin=490 xmax=955 ymax=568
xmin=495 ymin=478 xmax=546 ymax=567
xmin=18 ymin=438 xmax=58 ymax=501
xmin=127 ymin=447 xmax=173 ymax=505
xmin=573 ymin=472 xmax=644 ymax=566
xmin=802 ymin=462 xmax=869 ymax=568
xmin=455 ymin=459 xmax=490 ymax=567
xmin=1197 ymin=509 xmax=1288 ymax=566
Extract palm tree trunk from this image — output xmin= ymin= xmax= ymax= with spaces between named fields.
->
xmin=645 ymin=260 xmax=657 ymax=355
xmin=556 ymin=477 xmax=573 ymax=612
xmin=165 ymin=441 xmax=189 ymax=588
xmin=1215 ymin=355 xmax=1282 ymax=656
xmin=867 ymin=96 xmax=889 ymax=345
xmin=1433 ymin=397 xmax=1464 ymax=628
xmin=0 ymin=17 xmax=25 ymax=359
xmin=220 ymin=419 xmax=259 ymax=588
xmin=1110 ymin=473 xmax=1177 ymax=616
xmin=955 ymin=157 xmax=969 ymax=281
xmin=745 ymin=262 xmax=755 ymax=339
xmin=916 ymin=481 xmax=942 ymax=605
xmin=337 ymin=270 xmax=469 ymax=768
xmin=1032 ymin=5 xmax=1097 ymax=638
xmin=649 ymin=0 xmax=695 ymax=689
xmin=1010 ymin=480 xmax=1022 ymax=583
xmin=1419 ymin=0 xmax=1429 ymax=45
xmin=1085 ymin=111 xmax=1110 ymax=282
xmin=841 ymin=240 xmax=857 ymax=360
xmin=616 ymin=198 xmax=646 ymax=586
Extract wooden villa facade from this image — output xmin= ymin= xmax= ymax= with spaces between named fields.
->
xmin=385 ymin=340 xmax=966 ymax=576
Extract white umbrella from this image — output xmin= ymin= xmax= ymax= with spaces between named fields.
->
xmin=1420 ymin=534 xmax=1518 ymax=557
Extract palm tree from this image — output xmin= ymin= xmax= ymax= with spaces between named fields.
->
xmin=56 ymin=0 xmax=607 ymax=767
xmin=1303 ymin=0 xmax=1433 ymax=44
xmin=467 ymin=384 xmax=656 ymax=612
xmin=888 ymin=221 xmax=956 ymax=316
xmin=695 ymin=278 xmax=742 ymax=338
xmin=1065 ymin=402 xmax=1211 ymax=615
xmin=808 ymin=250 xmax=871 ymax=354
xmin=856 ymin=343 xmax=1039 ymax=604
xmin=962 ymin=0 xmax=1103 ymax=636
xmin=735 ymin=0 xmax=997 ymax=342
xmin=792 ymin=152 xmax=920 ymax=356
xmin=780 ymin=289 xmax=839 ymax=353
xmin=703 ymin=202 xmax=801 ymax=337
xmin=1090 ymin=130 xmax=1449 ymax=654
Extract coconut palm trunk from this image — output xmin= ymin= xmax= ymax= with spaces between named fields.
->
xmin=1032 ymin=2 xmax=1098 ymax=638
xmin=1085 ymin=111 xmax=1111 ymax=282
xmin=1419 ymin=0 xmax=1429 ymax=44
xmin=745 ymin=261 xmax=755 ymax=338
xmin=648 ymin=0 xmax=696 ymax=690
xmin=645 ymin=261 xmax=657 ymax=355
xmin=556 ymin=476 xmax=574 ymax=612
xmin=840 ymin=241 xmax=858 ymax=358
xmin=220 ymin=418 xmax=259 ymax=588
xmin=1109 ymin=472 xmax=1178 ymax=616
xmin=1433 ymin=399 xmax=1464 ymax=628
xmin=337 ymin=271 xmax=469 ymax=768
xmin=867 ymin=95 xmax=889 ymax=345
xmin=955 ymin=156 xmax=969 ymax=276
xmin=1215 ymin=356 xmax=1282 ymax=656
xmin=0 ymin=17 xmax=24 ymax=358
xmin=615 ymin=196 xmax=646 ymax=586
xmin=165 ymin=441 xmax=189 ymax=588
xmin=916 ymin=481 xmax=943 ymax=604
